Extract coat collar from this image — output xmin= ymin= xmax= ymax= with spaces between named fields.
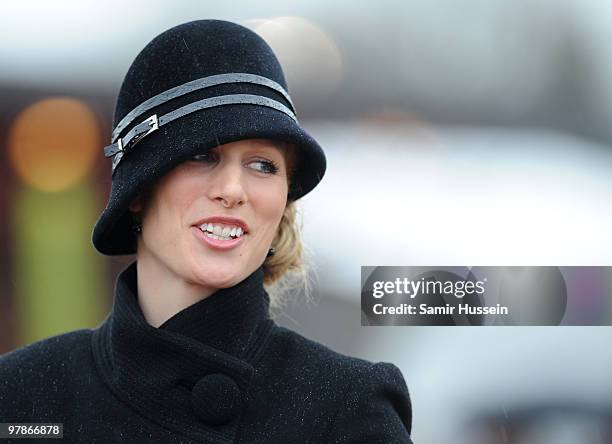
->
xmin=91 ymin=260 xmax=274 ymax=442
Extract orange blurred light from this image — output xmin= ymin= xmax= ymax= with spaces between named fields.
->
xmin=8 ymin=97 xmax=100 ymax=193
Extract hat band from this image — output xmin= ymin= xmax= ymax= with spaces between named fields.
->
xmin=111 ymin=72 xmax=295 ymax=143
xmin=103 ymin=93 xmax=297 ymax=174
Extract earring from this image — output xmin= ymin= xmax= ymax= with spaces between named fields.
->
xmin=267 ymin=247 xmax=276 ymax=257
xmin=132 ymin=222 xmax=142 ymax=233
xmin=130 ymin=211 xmax=142 ymax=234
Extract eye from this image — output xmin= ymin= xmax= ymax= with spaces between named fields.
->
xmin=191 ymin=152 xmax=279 ymax=175
xmin=248 ymin=159 xmax=279 ymax=175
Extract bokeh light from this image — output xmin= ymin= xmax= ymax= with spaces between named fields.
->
xmin=8 ymin=97 xmax=100 ymax=193
xmin=249 ymin=16 xmax=343 ymax=101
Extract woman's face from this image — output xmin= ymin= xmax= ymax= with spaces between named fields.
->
xmin=130 ymin=138 xmax=290 ymax=290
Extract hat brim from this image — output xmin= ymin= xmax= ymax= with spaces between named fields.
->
xmin=92 ymin=104 xmax=326 ymax=256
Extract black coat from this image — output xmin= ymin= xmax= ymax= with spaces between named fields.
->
xmin=0 ymin=262 xmax=413 ymax=443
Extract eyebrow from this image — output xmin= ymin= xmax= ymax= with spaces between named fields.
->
xmin=251 ymin=140 xmax=287 ymax=151
xmin=248 ymin=142 xmax=288 ymax=158
xmin=208 ymin=141 xmax=288 ymax=159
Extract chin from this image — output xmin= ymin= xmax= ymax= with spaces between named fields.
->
xmin=190 ymin=261 xmax=244 ymax=289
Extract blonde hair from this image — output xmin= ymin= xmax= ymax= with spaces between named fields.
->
xmin=262 ymin=142 xmax=315 ymax=314
xmin=262 ymin=200 xmax=315 ymax=314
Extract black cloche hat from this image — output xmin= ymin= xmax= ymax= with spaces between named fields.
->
xmin=92 ymin=19 xmax=327 ymax=256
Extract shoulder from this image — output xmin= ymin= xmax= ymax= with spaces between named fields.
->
xmin=0 ymin=329 xmax=92 ymax=374
xmin=0 ymin=329 xmax=93 ymax=420
xmin=268 ymin=323 xmax=410 ymax=381
xmin=263 ymin=324 xmax=413 ymax=442
xmin=268 ymin=323 xmax=375 ymax=372
xmin=266 ymin=323 xmax=409 ymax=387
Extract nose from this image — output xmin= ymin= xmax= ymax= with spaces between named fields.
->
xmin=207 ymin=159 xmax=248 ymax=208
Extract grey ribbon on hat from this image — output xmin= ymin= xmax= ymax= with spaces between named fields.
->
xmin=104 ymin=73 xmax=298 ymax=174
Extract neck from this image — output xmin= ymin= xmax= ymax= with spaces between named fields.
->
xmin=135 ymin=248 xmax=216 ymax=328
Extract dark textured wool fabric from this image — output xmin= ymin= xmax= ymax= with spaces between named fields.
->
xmin=0 ymin=262 xmax=413 ymax=443
xmin=92 ymin=19 xmax=327 ymax=256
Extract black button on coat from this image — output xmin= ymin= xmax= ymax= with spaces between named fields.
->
xmin=0 ymin=262 xmax=413 ymax=443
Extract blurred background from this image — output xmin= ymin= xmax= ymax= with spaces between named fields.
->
xmin=2 ymin=1 xmax=612 ymax=442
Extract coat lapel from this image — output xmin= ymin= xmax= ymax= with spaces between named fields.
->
xmin=91 ymin=261 xmax=274 ymax=443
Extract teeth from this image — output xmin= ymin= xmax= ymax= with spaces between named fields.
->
xmin=198 ymin=222 xmax=246 ymax=240
xmin=204 ymin=232 xmax=229 ymax=240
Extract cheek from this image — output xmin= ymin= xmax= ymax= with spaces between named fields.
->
xmin=250 ymin=183 xmax=287 ymax=230
xmin=145 ymin=180 xmax=197 ymax=242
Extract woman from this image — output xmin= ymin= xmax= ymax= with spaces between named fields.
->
xmin=0 ymin=20 xmax=413 ymax=443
